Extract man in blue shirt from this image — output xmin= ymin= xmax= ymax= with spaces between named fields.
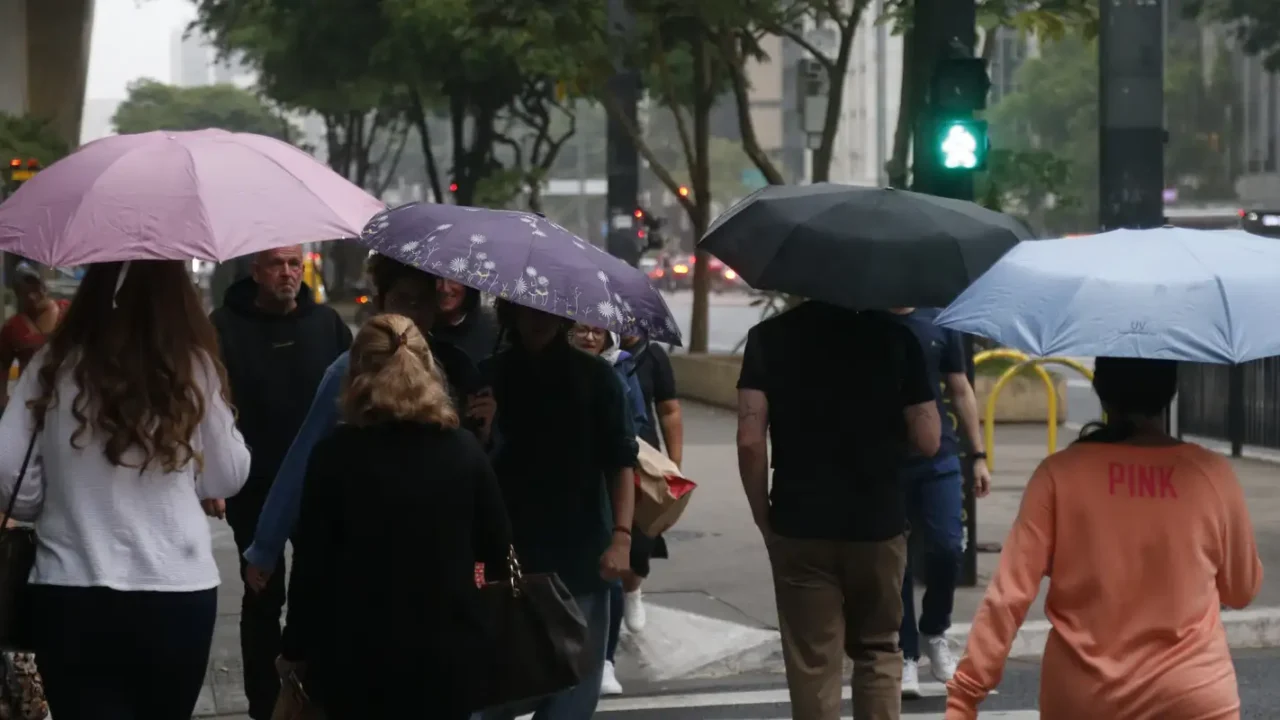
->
xmin=242 ymin=254 xmax=491 ymax=591
xmin=888 ymin=307 xmax=992 ymax=698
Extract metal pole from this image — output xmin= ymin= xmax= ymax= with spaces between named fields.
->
xmin=605 ymin=0 xmax=640 ymax=262
xmin=910 ymin=0 xmax=981 ymax=588
xmin=1098 ymin=0 xmax=1165 ymax=231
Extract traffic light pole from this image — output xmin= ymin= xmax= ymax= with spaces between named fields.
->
xmin=911 ymin=0 xmax=983 ymax=588
xmin=1098 ymin=1 xmax=1164 ymax=231
xmin=605 ymin=0 xmax=641 ymax=263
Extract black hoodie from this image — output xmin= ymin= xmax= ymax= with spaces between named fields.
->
xmin=432 ymin=288 xmax=501 ymax=363
xmin=211 ymin=277 xmax=352 ymax=497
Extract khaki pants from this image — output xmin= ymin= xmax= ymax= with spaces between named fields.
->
xmin=768 ymin=534 xmax=908 ymax=720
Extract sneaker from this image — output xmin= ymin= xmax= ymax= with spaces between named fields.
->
xmin=623 ymin=589 xmax=647 ymax=632
xmin=901 ymin=658 xmax=922 ymax=698
xmin=923 ymin=634 xmax=957 ymax=682
xmin=600 ymin=660 xmax=623 ymax=696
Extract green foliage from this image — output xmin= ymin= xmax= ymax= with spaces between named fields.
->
xmin=983 ymin=31 xmax=1241 ymax=234
xmin=1186 ymin=0 xmax=1280 ymax=71
xmin=0 ymin=113 xmax=71 ymax=168
xmin=111 ymin=79 xmax=298 ymax=140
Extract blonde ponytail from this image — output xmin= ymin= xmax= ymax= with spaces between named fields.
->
xmin=341 ymin=314 xmax=459 ymax=429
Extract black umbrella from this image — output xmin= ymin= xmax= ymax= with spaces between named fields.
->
xmin=699 ymin=183 xmax=1035 ymax=309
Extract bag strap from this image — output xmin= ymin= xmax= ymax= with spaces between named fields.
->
xmin=0 ymin=431 xmax=39 ymax=534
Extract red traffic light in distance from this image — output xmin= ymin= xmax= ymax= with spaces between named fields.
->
xmin=449 ymin=182 xmax=458 ymax=193
xmin=677 ymin=185 xmax=689 ymax=197
xmin=633 ymin=208 xmax=644 ymax=219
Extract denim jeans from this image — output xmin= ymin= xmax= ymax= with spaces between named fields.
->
xmin=475 ymin=588 xmax=611 ymax=720
xmin=605 ymin=581 xmax=623 ymax=663
xmin=899 ymin=454 xmax=965 ymax=660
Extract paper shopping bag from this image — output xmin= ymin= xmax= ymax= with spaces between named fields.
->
xmin=633 ymin=439 xmax=697 ymax=537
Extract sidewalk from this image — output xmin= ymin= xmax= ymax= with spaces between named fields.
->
xmin=613 ymin=403 xmax=1280 ymax=689
xmin=195 ymin=401 xmax=1280 ymax=714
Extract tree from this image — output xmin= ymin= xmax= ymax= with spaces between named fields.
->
xmin=1187 ymin=0 xmax=1280 ymax=70
xmin=881 ymin=0 xmax=1097 ymax=189
xmin=111 ymin=78 xmax=300 ymax=141
xmin=0 ymin=113 xmax=71 ymax=168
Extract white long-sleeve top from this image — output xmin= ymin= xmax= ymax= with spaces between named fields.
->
xmin=0 ymin=348 xmax=250 ymax=591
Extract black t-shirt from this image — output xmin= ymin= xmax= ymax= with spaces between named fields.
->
xmin=890 ymin=308 xmax=967 ymax=462
xmin=626 ymin=340 xmax=677 ymax=449
xmin=736 ymin=302 xmax=935 ymax=542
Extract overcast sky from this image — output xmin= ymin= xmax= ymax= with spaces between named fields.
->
xmin=87 ymin=0 xmax=196 ymax=99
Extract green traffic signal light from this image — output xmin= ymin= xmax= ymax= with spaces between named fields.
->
xmin=936 ymin=119 xmax=988 ymax=171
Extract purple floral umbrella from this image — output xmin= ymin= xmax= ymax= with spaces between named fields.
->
xmin=357 ymin=202 xmax=683 ymax=345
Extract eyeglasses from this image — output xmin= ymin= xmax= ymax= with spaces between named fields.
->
xmin=572 ymin=327 xmax=606 ymax=337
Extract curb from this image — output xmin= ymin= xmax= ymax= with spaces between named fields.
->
xmin=678 ymin=607 xmax=1280 ymax=679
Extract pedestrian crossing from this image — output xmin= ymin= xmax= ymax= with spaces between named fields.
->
xmin=588 ymin=683 xmax=1039 ymax=719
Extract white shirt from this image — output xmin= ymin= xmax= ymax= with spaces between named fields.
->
xmin=0 ymin=348 xmax=250 ymax=592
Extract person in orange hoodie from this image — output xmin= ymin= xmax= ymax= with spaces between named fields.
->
xmin=946 ymin=357 xmax=1262 ymax=720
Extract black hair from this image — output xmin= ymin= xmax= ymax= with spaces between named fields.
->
xmin=494 ymin=298 xmax=572 ymax=348
xmin=365 ymin=253 xmax=437 ymax=307
xmin=1075 ymin=357 xmax=1178 ymax=445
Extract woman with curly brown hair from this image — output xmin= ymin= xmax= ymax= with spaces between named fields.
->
xmin=0 ymin=260 xmax=251 ymax=719
xmin=279 ymin=313 xmax=511 ymax=719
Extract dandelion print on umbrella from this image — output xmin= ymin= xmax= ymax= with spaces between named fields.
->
xmin=355 ymin=202 xmax=682 ymax=345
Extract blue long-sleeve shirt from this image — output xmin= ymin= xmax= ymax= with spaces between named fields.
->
xmin=244 ymin=338 xmax=485 ymax=571
xmin=243 ymin=352 xmax=347 ymax=571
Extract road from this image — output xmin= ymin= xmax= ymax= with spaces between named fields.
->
xmin=596 ymin=648 xmax=1280 ymax=719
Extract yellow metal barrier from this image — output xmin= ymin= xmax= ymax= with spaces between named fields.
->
xmin=984 ymin=356 xmax=1096 ymax=469
xmin=974 ymin=350 xmax=1058 ymax=470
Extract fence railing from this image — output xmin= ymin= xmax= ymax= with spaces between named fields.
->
xmin=1178 ymin=358 xmax=1280 ymax=454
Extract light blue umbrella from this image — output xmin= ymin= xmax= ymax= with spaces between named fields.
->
xmin=935 ymin=227 xmax=1280 ymax=364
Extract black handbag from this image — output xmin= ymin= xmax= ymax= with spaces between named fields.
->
xmin=469 ymin=546 xmax=589 ymax=712
xmin=0 ymin=432 xmax=39 ymax=652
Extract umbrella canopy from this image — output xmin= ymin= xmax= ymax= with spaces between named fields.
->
xmin=698 ymin=183 xmax=1033 ymax=309
xmin=358 ymin=203 xmax=683 ymax=345
xmin=0 ymin=129 xmax=384 ymax=266
xmin=936 ymin=227 xmax=1280 ymax=364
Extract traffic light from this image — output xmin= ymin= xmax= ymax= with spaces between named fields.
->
xmin=935 ymin=119 xmax=988 ymax=171
xmin=677 ymin=185 xmax=689 ymax=198
xmin=4 ymin=157 xmax=40 ymax=193
xmin=449 ymin=182 xmax=458 ymax=193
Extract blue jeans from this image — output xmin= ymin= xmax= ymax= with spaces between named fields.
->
xmin=899 ymin=454 xmax=964 ymax=661
xmin=476 ymin=589 xmax=611 ymax=720
xmin=606 ymin=581 xmax=623 ymax=663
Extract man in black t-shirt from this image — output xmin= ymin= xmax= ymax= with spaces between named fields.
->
xmin=736 ymin=301 xmax=940 ymax=720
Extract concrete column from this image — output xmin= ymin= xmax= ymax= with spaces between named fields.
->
xmin=25 ymin=0 xmax=94 ymax=147
xmin=0 ymin=0 xmax=28 ymax=117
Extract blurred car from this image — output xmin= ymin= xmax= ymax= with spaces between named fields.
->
xmin=354 ymin=288 xmax=375 ymax=325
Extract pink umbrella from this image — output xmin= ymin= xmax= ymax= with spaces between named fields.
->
xmin=0 ymin=129 xmax=385 ymax=266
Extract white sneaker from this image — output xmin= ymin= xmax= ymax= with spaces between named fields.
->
xmin=623 ymin=589 xmax=647 ymax=632
xmin=923 ymin=634 xmax=957 ymax=682
xmin=600 ymin=660 xmax=623 ymax=696
xmin=901 ymin=658 xmax=922 ymax=698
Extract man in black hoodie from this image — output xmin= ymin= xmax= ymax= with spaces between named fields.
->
xmin=209 ymin=244 xmax=351 ymax=720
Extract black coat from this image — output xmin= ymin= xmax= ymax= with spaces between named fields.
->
xmin=210 ymin=278 xmax=351 ymax=496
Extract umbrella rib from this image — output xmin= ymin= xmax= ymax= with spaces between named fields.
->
xmin=231 ymin=140 xmax=365 ymax=246
xmin=181 ymin=142 xmax=220 ymax=262
xmin=1176 ymin=238 xmax=1236 ymax=362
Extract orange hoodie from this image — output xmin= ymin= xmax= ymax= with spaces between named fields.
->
xmin=946 ymin=441 xmax=1262 ymax=720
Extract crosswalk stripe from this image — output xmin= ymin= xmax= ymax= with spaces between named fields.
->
xmin=596 ymin=684 xmax=940 ymax=712
xmin=721 ymin=707 xmax=1039 ymax=712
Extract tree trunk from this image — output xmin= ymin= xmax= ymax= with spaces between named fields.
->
xmin=887 ymin=25 xmax=916 ymax=188
xmin=688 ymin=32 xmax=714 ymax=353
xmin=811 ymin=4 xmax=865 ymax=182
